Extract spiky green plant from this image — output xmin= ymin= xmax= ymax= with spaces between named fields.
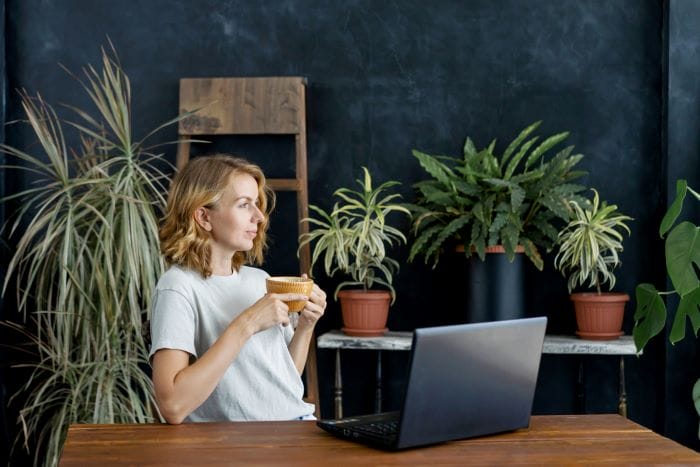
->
xmin=553 ymin=189 xmax=632 ymax=294
xmin=0 ymin=45 xmax=181 ymax=466
xmin=299 ymin=167 xmax=411 ymax=302
xmin=407 ymin=121 xmax=587 ymax=270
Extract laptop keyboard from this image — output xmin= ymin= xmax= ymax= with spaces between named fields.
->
xmin=352 ymin=420 xmax=399 ymax=437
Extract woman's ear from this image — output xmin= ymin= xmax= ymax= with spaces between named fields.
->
xmin=194 ymin=207 xmax=212 ymax=232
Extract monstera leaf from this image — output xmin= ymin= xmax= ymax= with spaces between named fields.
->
xmin=633 ymin=179 xmax=700 ymax=439
xmin=670 ymin=286 xmax=700 ymax=344
xmin=666 ymin=221 xmax=700 ymax=296
xmin=634 ymin=222 xmax=700 ymax=348
xmin=633 ymin=283 xmax=667 ymax=351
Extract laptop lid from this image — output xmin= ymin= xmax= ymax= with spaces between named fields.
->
xmin=395 ymin=317 xmax=547 ymax=448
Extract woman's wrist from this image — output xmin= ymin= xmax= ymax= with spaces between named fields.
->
xmin=229 ymin=313 xmax=257 ymax=340
xmin=294 ymin=318 xmax=316 ymax=335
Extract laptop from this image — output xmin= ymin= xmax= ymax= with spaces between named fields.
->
xmin=316 ymin=316 xmax=547 ymax=450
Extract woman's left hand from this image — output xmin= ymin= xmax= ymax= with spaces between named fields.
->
xmin=297 ymin=274 xmax=327 ymax=329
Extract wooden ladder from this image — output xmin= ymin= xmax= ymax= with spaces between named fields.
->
xmin=177 ymin=76 xmax=318 ymax=416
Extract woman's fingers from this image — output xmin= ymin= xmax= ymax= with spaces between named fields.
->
xmin=270 ymin=293 xmax=308 ymax=303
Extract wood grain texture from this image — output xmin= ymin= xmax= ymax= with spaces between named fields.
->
xmin=178 ymin=77 xmax=306 ymax=135
xmin=59 ymin=415 xmax=699 ymax=466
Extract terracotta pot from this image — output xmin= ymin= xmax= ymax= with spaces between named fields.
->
xmin=337 ymin=289 xmax=391 ymax=337
xmin=570 ymin=292 xmax=629 ymax=340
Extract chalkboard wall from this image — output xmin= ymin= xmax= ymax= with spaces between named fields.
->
xmin=2 ymin=0 xmax=699 ymax=462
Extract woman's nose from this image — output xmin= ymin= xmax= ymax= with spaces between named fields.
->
xmin=253 ymin=206 xmax=264 ymax=223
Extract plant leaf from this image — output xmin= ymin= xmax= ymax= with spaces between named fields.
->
xmin=665 ymin=221 xmax=700 ymax=296
xmin=632 ymin=283 xmax=667 ymax=351
xmin=660 ymin=179 xmax=688 ymax=237
xmin=670 ymin=286 xmax=700 ymax=344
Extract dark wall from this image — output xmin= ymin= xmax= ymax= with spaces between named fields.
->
xmin=2 ymin=0 xmax=698 ymax=459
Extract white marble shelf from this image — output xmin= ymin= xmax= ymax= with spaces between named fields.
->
xmin=317 ymin=331 xmax=412 ymax=350
xmin=543 ymin=335 xmax=640 ymax=355
xmin=317 ymin=330 xmax=641 ymax=355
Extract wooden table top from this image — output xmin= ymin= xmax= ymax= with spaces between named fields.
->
xmin=59 ymin=414 xmax=699 ymax=466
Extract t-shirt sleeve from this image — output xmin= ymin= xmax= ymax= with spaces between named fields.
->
xmin=149 ymin=288 xmax=198 ymax=359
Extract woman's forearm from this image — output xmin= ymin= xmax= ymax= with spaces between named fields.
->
xmin=287 ymin=325 xmax=314 ymax=375
xmin=154 ymin=315 xmax=255 ymax=424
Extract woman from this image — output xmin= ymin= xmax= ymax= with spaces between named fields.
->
xmin=150 ymin=154 xmax=326 ymax=424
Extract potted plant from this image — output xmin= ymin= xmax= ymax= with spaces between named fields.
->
xmin=299 ymin=167 xmax=411 ymax=336
xmin=554 ymin=189 xmax=633 ymax=339
xmin=406 ymin=121 xmax=586 ymax=322
xmin=633 ymin=179 xmax=700 ymax=434
xmin=407 ymin=120 xmax=587 ymax=270
xmin=0 ymin=45 xmax=183 ymax=466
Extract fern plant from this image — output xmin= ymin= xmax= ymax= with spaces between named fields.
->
xmin=553 ymin=189 xmax=632 ymax=294
xmin=407 ymin=121 xmax=586 ymax=270
xmin=299 ymin=167 xmax=411 ymax=302
xmin=0 ymin=45 xmax=182 ymax=466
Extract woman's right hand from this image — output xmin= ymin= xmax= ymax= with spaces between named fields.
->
xmin=237 ymin=292 xmax=308 ymax=334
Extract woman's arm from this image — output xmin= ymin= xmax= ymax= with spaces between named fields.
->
xmin=152 ymin=292 xmax=306 ymax=424
xmin=288 ymin=280 xmax=327 ymax=374
xmin=152 ymin=319 xmax=253 ymax=424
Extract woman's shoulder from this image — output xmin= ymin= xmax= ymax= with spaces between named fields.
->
xmin=157 ymin=265 xmax=203 ymax=290
xmin=238 ymin=265 xmax=270 ymax=281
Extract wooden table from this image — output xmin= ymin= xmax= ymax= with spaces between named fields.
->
xmin=59 ymin=415 xmax=699 ymax=465
xmin=317 ymin=331 xmax=640 ymax=419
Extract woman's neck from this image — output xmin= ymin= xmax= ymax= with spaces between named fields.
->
xmin=210 ymin=249 xmax=235 ymax=276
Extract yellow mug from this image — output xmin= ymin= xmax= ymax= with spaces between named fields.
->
xmin=265 ymin=276 xmax=314 ymax=312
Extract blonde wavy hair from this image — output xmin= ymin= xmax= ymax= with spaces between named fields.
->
xmin=160 ymin=154 xmax=275 ymax=277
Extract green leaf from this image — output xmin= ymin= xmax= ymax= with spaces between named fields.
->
xmin=665 ymin=221 xmax=700 ymax=296
xmin=510 ymin=186 xmax=525 ymax=213
xmin=504 ymin=136 xmax=539 ymax=180
xmin=452 ymin=179 xmax=480 ymax=196
xmin=670 ymin=286 xmax=700 ymax=344
xmin=501 ymin=222 xmax=520 ymax=260
xmin=692 ymin=379 xmax=700 ymax=422
xmin=540 ymin=193 xmax=571 ymax=220
xmin=489 ymin=212 xmax=508 ymax=234
xmin=632 ymin=283 xmax=667 ymax=351
xmin=660 ymin=179 xmax=688 ymax=237
xmin=463 ymin=137 xmax=477 ymax=160
xmin=522 ymin=238 xmax=543 ymax=270
xmin=501 ymin=120 xmax=541 ymax=168
xmin=525 ymin=131 xmax=569 ymax=168
xmin=424 ymin=215 xmax=471 ymax=263
xmin=413 ymin=149 xmax=454 ymax=186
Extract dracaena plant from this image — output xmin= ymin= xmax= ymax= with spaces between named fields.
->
xmin=299 ymin=167 xmax=411 ymax=303
xmin=553 ymin=189 xmax=632 ymax=294
xmin=0 ymin=44 xmax=185 ymax=466
xmin=407 ymin=121 xmax=587 ymax=270
xmin=633 ymin=179 xmax=700 ymax=437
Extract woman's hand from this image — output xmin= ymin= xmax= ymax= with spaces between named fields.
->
xmin=297 ymin=274 xmax=327 ymax=330
xmin=237 ymin=292 xmax=308 ymax=334
xmin=287 ymin=274 xmax=327 ymax=374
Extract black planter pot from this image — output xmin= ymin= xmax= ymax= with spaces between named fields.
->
xmin=464 ymin=247 xmax=525 ymax=323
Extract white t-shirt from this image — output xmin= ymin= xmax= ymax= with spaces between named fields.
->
xmin=149 ymin=265 xmax=315 ymax=422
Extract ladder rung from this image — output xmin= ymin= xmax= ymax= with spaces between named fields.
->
xmin=268 ymin=178 xmax=301 ymax=191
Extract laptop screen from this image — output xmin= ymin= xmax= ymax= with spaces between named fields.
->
xmin=396 ymin=317 xmax=547 ymax=448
